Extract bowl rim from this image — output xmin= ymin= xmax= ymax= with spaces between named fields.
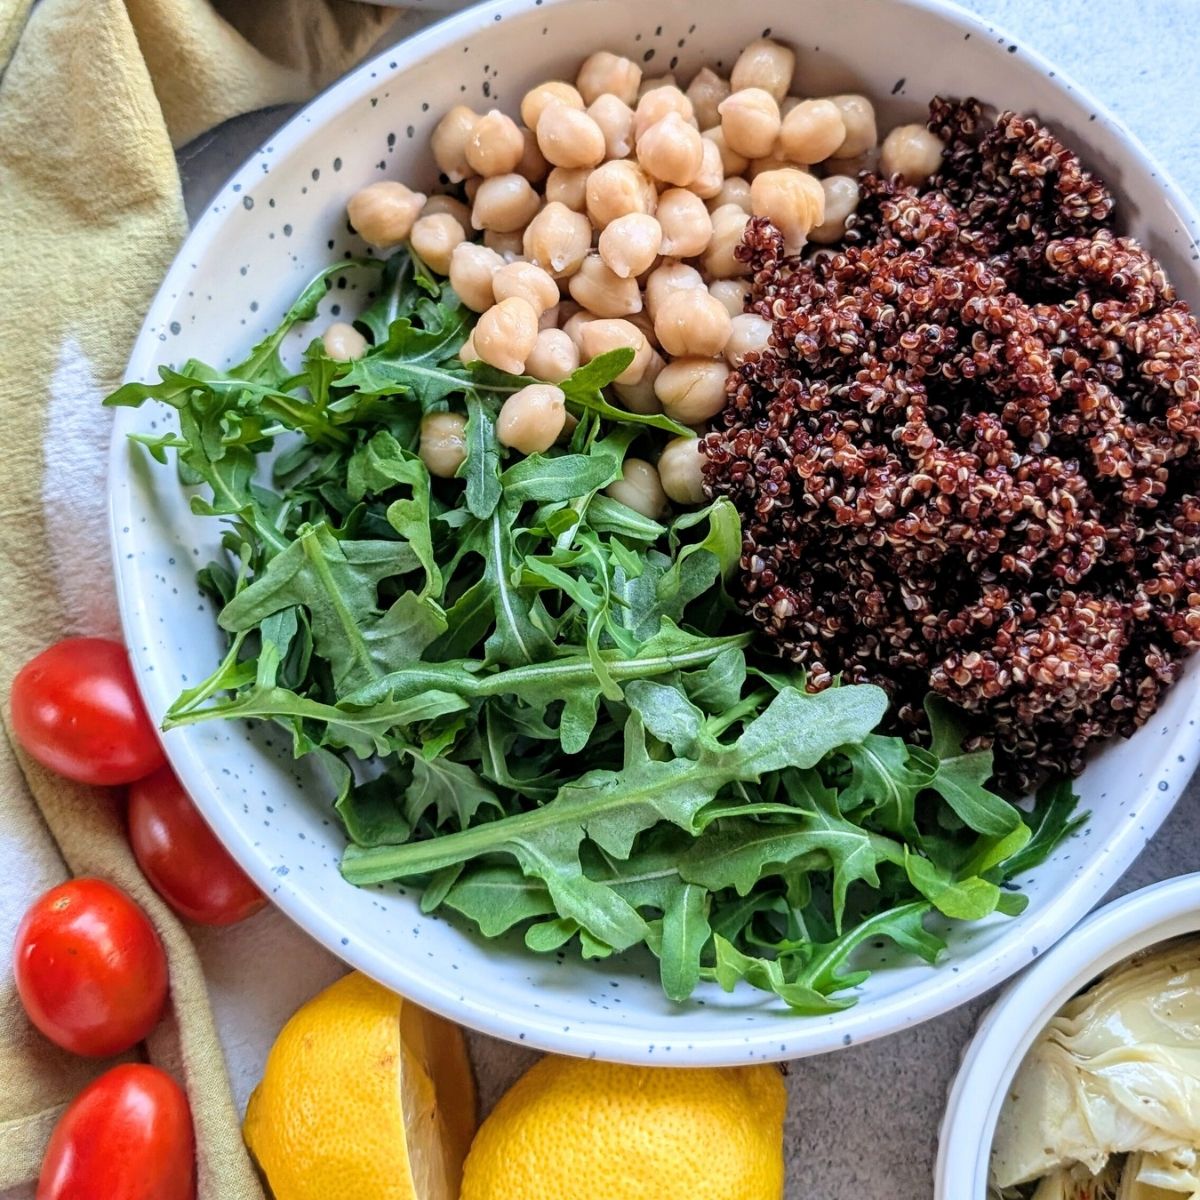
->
xmin=109 ymin=0 xmax=1200 ymax=1065
xmin=935 ymin=872 xmax=1200 ymax=1196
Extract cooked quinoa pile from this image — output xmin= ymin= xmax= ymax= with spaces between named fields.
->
xmin=704 ymin=98 xmax=1200 ymax=790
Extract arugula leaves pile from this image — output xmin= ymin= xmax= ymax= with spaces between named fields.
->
xmin=108 ymin=251 xmax=1083 ymax=1011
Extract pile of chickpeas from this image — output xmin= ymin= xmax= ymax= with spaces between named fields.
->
xmin=325 ymin=39 xmax=946 ymax=518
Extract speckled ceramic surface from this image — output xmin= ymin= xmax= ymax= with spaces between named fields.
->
xmin=109 ymin=0 xmax=1200 ymax=1064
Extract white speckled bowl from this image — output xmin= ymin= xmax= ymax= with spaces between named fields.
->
xmin=936 ymin=873 xmax=1200 ymax=1197
xmin=109 ymin=0 xmax=1200 ymax=1064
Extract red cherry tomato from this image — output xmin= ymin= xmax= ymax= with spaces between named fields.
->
xmin=11 ymin=638 xmax=165 ymax=786
xmin=37 ymin=1062 xmax=196 ymax=1200
xmin=129 ymin=767 xmax=266 ymax=926
xmin=14 ymin=878 xmax=168 ymax=1057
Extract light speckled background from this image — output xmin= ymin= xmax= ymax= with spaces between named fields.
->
xmin=171 ymin=3 xmax=1200 ymax=1198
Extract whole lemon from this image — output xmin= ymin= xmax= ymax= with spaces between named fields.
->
xmin=243 ymin=971 xmax=476 ymax=1200
xmin=461 ymin=1056 xmax=786 ymax=1200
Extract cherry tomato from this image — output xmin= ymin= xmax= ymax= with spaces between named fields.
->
xmin=129 ymin=767 xmax=266 ymax=926
xmin=14 ymin=878 xmax=168 ymax=1057
xmin=37 ymin=1062 xmax=195 ymax=1200
xmin=11 ymin=638 xmax=165 ymax=786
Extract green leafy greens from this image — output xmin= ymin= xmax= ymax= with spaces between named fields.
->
xmin=107 ymin=252 xmax=1082 ymax=1012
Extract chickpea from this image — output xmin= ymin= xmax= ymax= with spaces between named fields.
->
xmin=465 ymin=109 xmax=525 ymax=177
xmin=464 ymin=176 xmax=482 ymax=203
xmin=322 ymin=321 xmax=367 ymax=361
xmin=517 ymin=127 xmax=550 ymax=184
xmin=644 ymin=259 xmax=705 ymax=321
xmin=492 ymin=260 xmax=560 ymax=315
xmin=483 ymin=228 xmax=526 ymax=260
xmin=598 ymin=212 xmax=662 ymax=279
xmin=724 ymin=312 xmax=772 ymax=366
xmin=636 ymin=113 xmax=705 ymax=188
xmin=830 ymin=94 xmax=878 ymax=159
xmin=634 ymin=85 xmax=696 ymax=139
xmin=780 ymin=95 xmax=802 ymax=118
xmin=458 ymin=330 xmax=480 ymax=366
xmin=730 ymin=38 xmax=795 ymax=103
xmin=688 ymin=136 xmax=725 ymax=200
xmin=588 ymin=93 xmax=636 ymax=160
xmin=809 ymin=174 xmax=860 ymax=244
xmin=539 ymin=302 xmax=561 ymax=331
xmin=523 ymin=201 xmax=592 ymax=277
xmin=586 ymin=160 xmax=657 ymax=229
xmin=750 ymin=168 xmax=824 ymax=253
xmin=567 ymin=253 xmax=642 ymax=317
xmin=686 ymin=67 xmax=730 ymax=131
xmin=577 ymin=51 xmax=642 ymax=106
xmin=449 ymin=241 xmax=504 ymax=311
xmin=703 ymin=127 xmax=749 ymax=176
xmin=347 ymin=181 xmax=427 ymax=248
xmin=709 ymin=278 xmax=750 ymax=317
xmin=420 ymin=412 xmax=468 ymax=478
xmin=655 ymin=188 xmax=713 ymax=259
xmin=658 ymin=436 xmax=707 ymax=505
xmin=748 ymin=153 xmax=793 ymax=180
xmin=421 ymin=194 xmax=472 ymax=227
xmin=606 ymin=458 xmax=668 ymax=519
xmin=431 ymin=106 xmax=479 ymax=182
xmin=562 ymin=308 xmax=600 ymax=354
xmin=613 ymin=349 xmax=665 ymax=414
xmin=536 ymin=105 xmax=606 ymax=169
xmin=778 ymin=99 xmax=846 ymax=165
xmin=520 ymin=81 xmax=584 ymax=131
xmin=410 ymin=213 xmax=465 ymax=275
xmin=718 ymin=88 xmax=781 ymax=160
xmin=824 ymin=146 xmax=879 ymax=177
xmin=653 ymin=287 xmax=733 ymax=358
xmin=497 ymin=384 xmax=567 ymax=454
xmin=526 ymin=327 xmax=580 ymax=383
xmin=880 ymin=123 xmax=945 ymax=185
xmin=545 ymin=166 xmax=590 ymax=211
xmin=638 ymin=73 xmax=678 ymax=99
xmin=474 ymin=297 xmax=539 ymax=374
xmin=654 ymin=357 xmax=730 ymax=424
xmin=708 ymin=175 xmax=752 ymax=214
xmin=578 ymin=318 xmax=652 ymax=385
xmin=703 ymin=205 xmax=751 ymax=278
xmin=470 ymin=173 xmax=540 ymax=233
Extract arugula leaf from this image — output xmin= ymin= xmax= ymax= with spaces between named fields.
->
xmin=460 ymin=394 xmax=502 ymax=519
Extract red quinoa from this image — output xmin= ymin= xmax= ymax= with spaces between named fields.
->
xmin=703 ymin=98 xmax=1200 ymax=791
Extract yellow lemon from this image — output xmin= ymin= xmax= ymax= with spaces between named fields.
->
xmin=460 ymin=1055 xmax=786 ymax=1200
xmin=243 ymin=971 xmax=476 ymax=1200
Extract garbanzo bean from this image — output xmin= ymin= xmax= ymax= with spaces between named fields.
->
xmin=588 ymin=93 xmax=636 ymax=160
xmin=702 ymin=204 xmax=751 ymax=278
xmin=483 ymin=228 xmax=526 ymax=260
xmin=430 ymin=106 xmax=479 ymax=182
xmin=750 ymin=167 xmax=824 ymax=252
xmin=497 ymin=383 xmax=567 ymax=454
xmin=718 ymin=87 xmax=781 ymax=160
xmin=322 ymin=321 xmax=367 ymax=361
xmin=470 ymin=173 xmax=541 ymax=233
xmin=638 ymin=73 xmax=677 ymax=99
xmin=686 ymin=67 xmax=731 ymax=131
xmin=567 ymin=254 xmax=642 ymax=317
xmin=449 ymin=241 xmax=504 ymax=312
xmin=539 ymin=302 xmax=561 ymax=331
xmin=613 ymin=348 xmax=665 ymax=414
xmin=658 ymin=436 xmax=707 ymax=504
xmin=656 ymin=188 xmax=713 ymax=258
xmin=654 ymin=287 xmax=733 ymax=358
xmin=653 ymin=357 xmax=730 ymax=423
xmin=636 ymin=113 xmax=704 ymax=187
xmin=576 ymin=51 xmax=642 ymax=106
xmin=526 ymin=328 xmax=580 ymax=383
xmin=708 ymin=175 xmax=752 ymax=214
xmin=562 ymin=309 xmax=600 ymax=353
xmin=585 ymin=160 xmax=657 ymax=228
xmin=536 ymin=105 xmax=606 ymax=169
xmin=347 ymin=181 xmax=427 ymax=248
xmin=824 ymin=146 xmax=880 ymax=177
xmin=545 ymin=166 xmax=590 ymax=211
xmin=703 ymin=126 xmax=749 ymax=176
xmin=634 ymin=85 xmax=696 ymax=139
xmin=474 ymin=297 xmax=539 ymax=374
xmin=465 ymin=109 xmax=525 ymax=177
xmin=778 ymin=99 xmax=846 ymax=164
xmin=419 ymin=411 xmax=468 ymax=478
xmin=579 ymin=318 xmax=652 ymax=384
xmin=492 ymin=260 xmax=560 ymax=315
xmin=598 ymin=212 xmax=662 ymax=280
xmin=809 ymin=174 xmax=860 ymax=244
xmin=724 ymin=312 xmax=773 ymax=366
xmin=523 ymin=201 xmax=592 ymax=278
xmin=644 ymin=259 xmax=705 ymax=321
xmin=830 ymin=94 xmax=878 ymax=159
xmin=747 ymin=153 xmax=791 ymax=179
xmin=605 ymin=457 xmax=668 ymax=519
xmin=458 ymin=331 xmax=480 ymax=366
xmin=879 ymin=123 xmax=945 ymax=185
xmin=410 ymin=212 xmax=465 ymax=275
xmin=730 ymin=38 xmax=795 ymax=102
xmin=421 ymin=194 xmax=472 ymax=227
xmin=688 ymin=136 xmax=725 ymax=200
xmin=516 ymin=127 xmax=550 ymax=184
xmin=708 ymin=278 xmax=750 ymax=317
xmin=520 ymin=81 xmax=584 ymax=131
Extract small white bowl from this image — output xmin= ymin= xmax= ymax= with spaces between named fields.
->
xmin=936 ymin=874 xmax=1200 ymax=1197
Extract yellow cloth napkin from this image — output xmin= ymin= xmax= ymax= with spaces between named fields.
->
xmin=0 ymin=0 xmax=394 ymax=1193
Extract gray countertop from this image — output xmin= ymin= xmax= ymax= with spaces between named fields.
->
xmin=175 ymin=3 xmax=1200 ymax=1197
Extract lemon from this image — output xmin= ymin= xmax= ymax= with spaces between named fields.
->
xmin=460 ymin=1056 xmax=786 ymax=1200
xmin=243 ymin=971 xmax=476 ymax=1200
